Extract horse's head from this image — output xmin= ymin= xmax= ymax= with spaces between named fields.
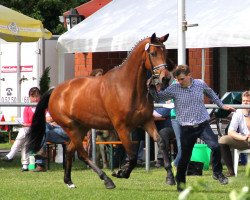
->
xmin=144 ymin=33 xmax=171 ymax=87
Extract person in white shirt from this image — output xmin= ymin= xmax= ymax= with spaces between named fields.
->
xmin=219 ymin=90 xmax=250 ymax=176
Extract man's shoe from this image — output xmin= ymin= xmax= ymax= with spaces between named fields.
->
xmin=213 ymin=173 xmax=228 ymax=185
xmin=33 ymin=165 xmax=46 ymax=172
xmin=1 ymin=156 xmax=13 ymax=162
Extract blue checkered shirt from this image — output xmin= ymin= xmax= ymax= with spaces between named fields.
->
xmin=156 ymin=79 xmax=224 ymax=126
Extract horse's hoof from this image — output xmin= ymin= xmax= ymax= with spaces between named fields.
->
xmin=111 ymin=170 xmax=130 ymax=179
xmin=166 ymin=177 xmax=176 ymax=185
xmin=66 ymin=183 xmax=77 ymax=189
xmin=104 ymin=180 xmax=116 ymax=189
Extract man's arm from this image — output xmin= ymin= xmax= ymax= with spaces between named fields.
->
xmin=203 ymin=81 xmax=236 ymax=112
xmin=228 ymin=130 xmax=250 ymax=141
xmin=148 ymin=84 xmax=174 ymax=102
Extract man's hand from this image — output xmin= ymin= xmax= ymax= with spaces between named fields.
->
xmin=222 ymin=105 xmax=236 ymax=112
xmin=246 ymin=134 xmax=250 ymax=143
xmin=148 ymin=84 xmax=158 ymax=99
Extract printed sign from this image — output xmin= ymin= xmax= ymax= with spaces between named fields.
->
xmin=1 ymin=65 xmax=33 ymax=73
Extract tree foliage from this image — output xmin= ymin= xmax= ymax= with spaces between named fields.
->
xmin=1 ymin=0 xmax=90 ymax=34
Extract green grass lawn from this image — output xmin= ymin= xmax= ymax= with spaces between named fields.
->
xmin=0 ymin=144 xmax=249 ymax=200
xmin=0 ymin=142 xmax=12 ymax=150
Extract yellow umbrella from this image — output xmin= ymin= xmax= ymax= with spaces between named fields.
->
xmin=0 ymin=5 xmax=52 ymax=117
xmin=0 ymin=5 xmax=52 ymax=42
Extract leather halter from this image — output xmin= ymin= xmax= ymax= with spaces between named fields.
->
xmin=146 ymin=43 xmax=168 ymax=74
xmin=145 ymin=43 xmax=168 ymax=89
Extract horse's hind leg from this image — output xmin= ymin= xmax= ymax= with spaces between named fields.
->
xmin=64 ymin=129 xmax=115 ymax=189
xmin=143 ymin=120 xmax=176 ymax=185
xmin=64 ymin=141 xmax=77 ymax=188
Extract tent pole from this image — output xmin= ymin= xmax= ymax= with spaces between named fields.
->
xmin=58 ymin=53 xmax=65 ymax=84
xmin=219 ymin=48 xmax=228 ymax=96
xmin=178 ymin=0 xmax=186 ymax=65
xmin=202 ymin=48 xmax=205 ymax=80
xmin=17 ymin=42 xmax=21 ymax=118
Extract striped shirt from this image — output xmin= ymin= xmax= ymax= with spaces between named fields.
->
xmin=156 ymin=78 xmax=224 ymax=126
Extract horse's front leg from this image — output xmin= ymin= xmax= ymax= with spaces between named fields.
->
xmin=143 ymin=119 xmax=176 ymax=185
xmin=112 ymin=127 xmax=137 ymax=179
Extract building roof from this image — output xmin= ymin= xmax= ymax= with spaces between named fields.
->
xmin=63 ymin=0 xmax=112 ymax=18
xmin=58 ymin=0 xmax=250 ymax=53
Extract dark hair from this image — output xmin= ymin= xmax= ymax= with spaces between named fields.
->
xmin=29 ymin=87 xmax=40 ymax=97
xmin=173 ymin=64 xmax=190 ymax=77
xmin=90 ymin=68 xmax=103 ymax=76
xmin=242 ymin=91 xmax=250 ymax=98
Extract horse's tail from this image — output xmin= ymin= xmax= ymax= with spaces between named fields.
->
xmin=26 ymin=88 xmax=54 ymax=153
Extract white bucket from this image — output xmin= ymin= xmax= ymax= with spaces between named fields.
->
xmin=55 ymin=144 xmax=63 ymax=163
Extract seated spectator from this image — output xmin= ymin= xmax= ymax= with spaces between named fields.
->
xmin=154 ymin=104 xmax=173 ymax=167
xmin=170 ymin=79 xmax=182 ymax=172
xmin=95 ymin=130 xmax=119 ymax=168
xmin=136 ymin=140 xmax=145 ymax=166
xmin=1 ymin=87 xmax=41 ymax=172
xmin=85 ymin=68 xmax=104 ymax=158
xmin=153 ymin=80 xmax=174 ymax=167
xmin=34 ymin=113 xmax=70 ymax=172
xmin=123 ymin=128 xmax=145 ymax=167
xmin=219 ymin=90 xmax=250 ymax=177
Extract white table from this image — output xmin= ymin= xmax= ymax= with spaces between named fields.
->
xmin=0 ymin=121 xmax=22 ymax=143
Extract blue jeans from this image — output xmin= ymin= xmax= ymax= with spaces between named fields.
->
xmin=137 ymin=140 xmax=145 ymax=161
xmin=176 ymin=121 xmax=222 ymax=185
xmin=171 ymin=119 xmax=181 ymax=166
xmin=45 ymin=123 xmax=69 ymax=143
xmin=36 ymin=123 xmax=69 ymax=165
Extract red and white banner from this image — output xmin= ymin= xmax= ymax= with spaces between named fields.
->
xmin=1 ymin=65 xmax=33 ymax=73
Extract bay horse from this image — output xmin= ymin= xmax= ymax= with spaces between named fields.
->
xmin=26 ymin=33 xmax=175 ymax=189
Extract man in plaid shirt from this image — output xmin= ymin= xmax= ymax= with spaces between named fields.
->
xmin=150 ymin=65 xmax=235 ymax=192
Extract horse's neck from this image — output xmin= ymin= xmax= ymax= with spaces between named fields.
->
xmin=121 ymin=50 xmax=148 ymax=99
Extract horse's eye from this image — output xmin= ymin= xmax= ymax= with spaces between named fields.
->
xmin=150 ymin=51 xmax=157 ymax=57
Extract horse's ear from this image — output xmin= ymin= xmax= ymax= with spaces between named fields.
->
xmin=160 ymin=33 xmax=169 ymax=43
xmin=150 ymin=33 xmax=156 ymax=42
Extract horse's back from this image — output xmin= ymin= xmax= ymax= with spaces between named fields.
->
xmin=48 ymin=76 xmax=113 ymax=129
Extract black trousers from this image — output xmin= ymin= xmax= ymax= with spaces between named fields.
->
xmin=176 ymin=121 xmax=222 ymax=185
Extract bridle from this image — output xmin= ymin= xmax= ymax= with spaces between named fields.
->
xmin=145 ymin=43 xmax=168 ymax=74
xmin=145 ymin=42 xmax=168 ymax=86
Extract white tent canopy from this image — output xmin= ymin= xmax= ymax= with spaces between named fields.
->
xmin=57 ymin=0 xmax=250 ymax=53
